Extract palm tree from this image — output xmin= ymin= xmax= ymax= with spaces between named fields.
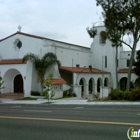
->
xmin=22 ymin=52 xmax=61 ymax=94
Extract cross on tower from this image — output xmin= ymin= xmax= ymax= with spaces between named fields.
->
xmin=18 ymin=25 xmax=22 ymax=32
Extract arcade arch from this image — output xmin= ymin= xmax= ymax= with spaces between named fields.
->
xmin=3 ymin=69 xmax=24 ymax=93
xmin=100 ymin=31 xmax=106 ymax=44
xmin=135 ymin=78 xmax=140 ymax=88
xmin=79 ymin=78 xmax=86 ymax=97
xmin=97 ymin=78 xmax=102 ymax=93
xmin=119 ymin=77 xmax=127 ymax=91
xmin=88 ymin=78 xmax=95 ymax=94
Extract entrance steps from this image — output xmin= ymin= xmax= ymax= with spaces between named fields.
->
xmin=0 ymin=93 xmax=24 ymax=99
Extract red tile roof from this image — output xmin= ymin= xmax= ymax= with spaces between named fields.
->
xmin=118 ymin=68 xmax=135 ymax=73
xmin=60 ymin=66 xmax=109 ymax=74
xmin=46 ymin=78 xmax=66 ymax=85
xmin=0 ymin=59 xmax=27 ymax=65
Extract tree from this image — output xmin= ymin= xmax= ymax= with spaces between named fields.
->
xmin=95 ymin=0 xmax=140 ymax=91
xmin=23 ymin=52 xmax=61 ymax=94
xmin=43 ymin=73 xmax=55 ymax=102
xmin=133 ymin=50 xmax=140 ymax=78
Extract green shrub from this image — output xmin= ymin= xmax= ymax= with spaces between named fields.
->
xmin=63 ymin=88 xmax=76 ymax=97
xmin=63 ymin=90 xmax=68 ymax=97
xmin=108 ymin=88 xmax=140 ymax=101
xmin=31 ymin=91 xmax=41 ymax=96
xmin=108 ymin=89 xmax=124 ymax=100
xmin=129 ymin=89 xmax=140 ymax=101
xmin=122 ymin=90 xmax=130 ymax=100
xmin=72 ymin=93 xmax=77 ymax=97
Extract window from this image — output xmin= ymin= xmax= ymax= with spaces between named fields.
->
xmin=17 ymin=41 xmax=22 ymax=49
xmin=104 ymin=78 xmax=108 ymax=87
xmin=100 ymin=31 xmax=107 ymax=44
xmin=127 ymin=59 xmax=130 ymax=67
xmin=76 ymin=64 xmax=80 ymax=67
xmin=105 ymin=56 xmax=107 ymax=68
xmin=14 ymin=39 xmax=22 ymax=50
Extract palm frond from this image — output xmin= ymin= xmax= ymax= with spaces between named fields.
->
xmin=42 ymin=52 xmax=61 ymax=68
xmin=42 ymin=52 xmax=57 ymax=62
xmin=22 ymin=52 xmax=61 ymax=89
xmin=22 ymin=53 xmax=39 ymax=63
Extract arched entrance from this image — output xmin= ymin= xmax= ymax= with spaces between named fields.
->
xmin=104 ymin=77 xmax=108 ymax=87
xmin=14 ymin=74 xmax=23 ymax=93
xmin=89 ymin=78 xmax=95 ymax=94
xmin=120 ymin=77 xmax=127 ymax=91
xmin=3 ymin=68 xmax=23 ymax=93
xmin=79 ymin=78 xmax=85 ymax=97
xmin=135 ymin=78 xmax=140 ymax=88
xmin=97 ymin=78 xmax=102 ymax=93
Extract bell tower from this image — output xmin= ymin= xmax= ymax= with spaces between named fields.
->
xmin=89 ymin=23 xmax=120 ymax=88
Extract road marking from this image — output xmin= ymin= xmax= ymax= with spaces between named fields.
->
xmin=74 ymin=107 xmax=83 ymax=109
xmin=0 ymin=116 xmax=140 ymax=126
xmin=10 ymin=106 xmax=21 ymax=108
xmin=24 ymin=110 xmax=52 ymax=113
xmin=137 ymin=113 xmax=140 ymax=116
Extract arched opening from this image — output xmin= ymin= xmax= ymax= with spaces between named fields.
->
xmin=100 ymin=31 xmax=106 ymax=44
xmin=135 ymin=78 xmax=140 ymax=88
xmin=104 ymin=77 xmax=108 ymax=87
xmin=79 ymin=78 xmax=85 ymax=97
xmin=97 ymin=78 xmax=102 ymax=93
xmin=14 ymin=74 xmax=23 ymax=93
xmin=3 ymin=68 xmax=23 ymax=93
xmin=120 ymin=77 xmax=127 ymax=91
xmin=89 ymin=78 xmax=95 ymax=94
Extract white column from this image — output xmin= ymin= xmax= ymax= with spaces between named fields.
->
xmin=24 ymin=61 xmax=33 ymax=97
xmin=84 ymin=84 xmax=89 ymax=96
xmin=72 ymin=85 xmax=82 ymax=98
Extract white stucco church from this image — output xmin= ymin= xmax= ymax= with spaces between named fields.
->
xmin=0 ymin=24 xmax=140 ymax=98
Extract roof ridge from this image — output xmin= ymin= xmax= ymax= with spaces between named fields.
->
xmin=0 ymin=31 xmax=89 ymax=48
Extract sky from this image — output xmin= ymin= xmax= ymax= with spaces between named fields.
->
xmin=0 ymin=0 xmax=139 ymax=50
xmin=0 ymin=0 xmax=103 ymax=48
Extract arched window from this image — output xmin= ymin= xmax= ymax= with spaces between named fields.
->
xmin=97 ymin=78 xmax=102 ymax=93
xmin=135 ymin=78 xmax=140 ymax=88
xmin=104 ymin=77 xmax=108 ymax=87
xmin=120 ymin=77 xmax=127 ymax=91
xmin=100 ymin=31 xmax=106 ymax=44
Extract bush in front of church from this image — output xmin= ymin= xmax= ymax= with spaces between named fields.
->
xmin=109 ymin=88 xmax=140 ymax=101
xmin=108 ymin=89 xmax=124 ymax=100
xmin=129 ymin=89 xmax=140 ymax=101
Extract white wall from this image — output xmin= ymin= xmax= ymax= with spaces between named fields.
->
xmin=73 ymin=72 xmax=111 ymax=96
xmin=0 ymin=34 xmax=44 ymax=60
xmin=119 ymin=51 xmax=137 ymax=69
xmin=90 ymin=26 xmax=123 ymax=88
xmin=0 ymin=64 xmax=26 ymax=93
xmin=51 ymin=44 xmax=92 ymax=67
xmin=52 ymin=84 xmax=63 ymax=99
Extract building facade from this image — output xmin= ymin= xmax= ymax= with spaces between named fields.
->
xmin=0 ymin=25 xmax=139 ymax=98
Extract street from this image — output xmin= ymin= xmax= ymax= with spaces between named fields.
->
xmin=0 ymin=104 xmax=140 ymax=140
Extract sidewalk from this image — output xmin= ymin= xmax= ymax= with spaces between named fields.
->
xmin=0 ymin=98 xmax=140 ymax=105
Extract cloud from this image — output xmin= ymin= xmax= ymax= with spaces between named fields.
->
xmin=30 ymin=30 xmax=68 ymax=41
xmin=0 ymin=0 xmax=102 ymax=47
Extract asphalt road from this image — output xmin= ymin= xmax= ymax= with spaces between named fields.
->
xmin=0 ymin=104 xmax=140 ymax=140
